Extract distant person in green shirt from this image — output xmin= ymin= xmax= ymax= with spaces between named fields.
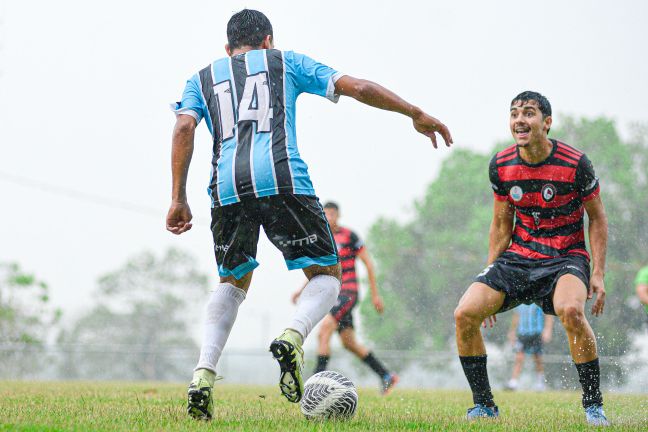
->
xmin=635 ymin=266 xmax=648 ymax=316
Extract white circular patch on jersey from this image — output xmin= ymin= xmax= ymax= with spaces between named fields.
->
xmin=509 ymin=185 xmax=524 ymax=202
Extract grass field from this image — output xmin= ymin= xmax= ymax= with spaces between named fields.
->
xmin=0 ymin=382 xmax=646 ymax=431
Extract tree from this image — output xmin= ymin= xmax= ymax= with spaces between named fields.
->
xmin=360 ymin=116 xmax=648 ymax=384
xmin=58 ymin=248 xmax=209 ymax=381
xmin=0 ymin=262 xmax=60 ymax=377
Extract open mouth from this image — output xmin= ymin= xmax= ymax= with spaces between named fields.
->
xmin=515 ymin=126 xmax=530 ymax=139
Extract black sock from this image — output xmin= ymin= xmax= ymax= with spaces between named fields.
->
xmin=362 ymin=352 xmax=390 ymax=378
xmin=459 ymin=355 xmax=495 ymax=406
xmin=314 ymin=355 xmax=329 ymax=373
xmin=575 ymin=358 xmax=603 ymax=408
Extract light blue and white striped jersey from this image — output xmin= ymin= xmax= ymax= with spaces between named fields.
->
xmin=172 ymin=49 xmax=342 ymax=207
xmin=516 ymin=304 xmax=545 ymax=336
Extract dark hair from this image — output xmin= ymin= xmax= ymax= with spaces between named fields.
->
xmin=323 ymin=202 xmax=339 ymax=211
xmin=511 ymin=91 xmax=552 ymax=118
xmin=227 ymin=9 xmax=273 ymax=50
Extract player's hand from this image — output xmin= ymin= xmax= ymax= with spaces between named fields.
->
xmin=166 ymin=201 xmax=193 ymax=235
xmin=541 ymin=329 xmax=552 ymax=343
xmin=482 ymin=314 xmax=497 ymax=328
xmin=589 ymin=273 xmax=606 ymax=316
xmin=291 ymin=290 xmax=301 ymax=305
xmin=372 ymin=295 xmax=384 ymax=314
xmin=412 ymin=110 xmax=453 ymax=149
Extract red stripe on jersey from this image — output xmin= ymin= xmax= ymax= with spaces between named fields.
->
xmin=341 ymin=259 xmax=356 ymax=269
xmin=582 ymin=185 xmax=600 ymax=202
xmin=514 ymin=226 xmax=585 ymax=250
xmin=516 ymin=207 xmax=585 ymax=229
xmin=497 ymin=145 xmax=517 ymax=158
xmin=557 ymin=143 xmax=583 ymax=157
xmin=554 ymin=153 xmax=579 ymax=165
xmin=497 ymin=152 xmax=518 ymax=164
xmin=498 ymin=164 xmax=576 ymax=183
xmin=493 ymin=192 xmax=509 ymax=201
xmin=508 ymin=243 xmax=553 ymax=259
xmin=515 ymin=191 xmax=579 ymax=208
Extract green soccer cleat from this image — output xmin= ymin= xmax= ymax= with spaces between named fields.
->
xmin=269 ymin=329 xmax=304 ymax=403
xmin=187 ymin=369 xmax=221 ymax=420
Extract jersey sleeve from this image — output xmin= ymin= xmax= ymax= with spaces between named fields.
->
xmin=286 ymin=51 xmax=344 ymax=103
xmin=349 ymin=231 xmax=365 ymax=253
xmin=170 ymin=74 xmax=205 ymax=124
xmin=635 ymin=267 xmax=648 ymax=286
xmin=575 ymin=154 xmax=600 ymax=201
xmin=489 ymin=155 xmax=508 ymax=201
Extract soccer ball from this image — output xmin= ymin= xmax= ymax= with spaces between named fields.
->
xmin=300 ymin=371 xmax=358 ymax=420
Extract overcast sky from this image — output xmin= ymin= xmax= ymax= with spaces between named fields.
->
xmin=1 ymin=0 xmax=647 ymax=350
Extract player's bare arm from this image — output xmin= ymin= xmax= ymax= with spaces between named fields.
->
xmin=637 ymin=283 xmax=648 ymax=306
xmin=481 ymin=198 xmax=514 ymax=327
xmin=357 ymin=248 xmax=383 ymax=314
xmin=166 ymin=114 xmax=196 ymax=235
xmin=541 ymin=315 xmax=553 ymax=343
xmin=334 ymin=75 xmax=453 ymax=148
xmin=584 ymin=196 xmax=608 ymax=316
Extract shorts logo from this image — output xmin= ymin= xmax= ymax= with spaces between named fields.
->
xmin=279 ymin=234 xmax=318 ymax=247
xmin=509 ymin=186 xmax=523 ymax=202
xmin=541 ymin=184 xmax=557 ymax=202
xmin=477 ymin=264 xmax=494 ymax=277
xmin=215 ymin=244 xmax=230 ymax=253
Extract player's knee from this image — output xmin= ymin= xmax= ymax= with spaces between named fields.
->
xmin=454 ymin=306 xmax=479 ymax=328
xmin=557 ymin=303 xmax=585 ymax=331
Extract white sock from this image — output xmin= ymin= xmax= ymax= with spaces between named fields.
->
xmin=194 ymin=283 xmax=246 ymax=373
xmin=288 ymin=275 xmax=340 ymax=340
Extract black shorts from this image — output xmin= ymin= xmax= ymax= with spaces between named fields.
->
xmin=330 ymin=290 xmax=358 ymax=332
xmin=210 ymin=194 xmax=338 ymax=279
xmin=475 ymin=251 xmax=590 ymax=315
xmin=515 ymin=333 xmax=543 ymax=355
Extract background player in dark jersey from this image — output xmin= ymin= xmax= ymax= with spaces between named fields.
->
xmin=452 ymin=91 xmax=609 ymax=426
xmin=167 ymin=9 xmax=452 ymax=420
xmin=292 ymin=202 xmax=399 ymax=394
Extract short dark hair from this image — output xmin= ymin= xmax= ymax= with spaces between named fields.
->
xmin=511 ymin=91 xmax=552 ymax=118
xmin=227 ymin=9 xmax=273 ymax=50
xmin=323 ymin=201 xmax=339 ymax=211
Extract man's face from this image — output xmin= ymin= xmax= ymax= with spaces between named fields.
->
xmin=509 ymin=100 xmax=552 ymax=147
xmin=324 ymin=208 xmax=339 ymax=226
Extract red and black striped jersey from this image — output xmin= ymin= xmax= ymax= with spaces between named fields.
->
xmin=489 ymin=139 xmax=600 ymax=260
xmin=334 ymin=226 xmax=365 ymax=291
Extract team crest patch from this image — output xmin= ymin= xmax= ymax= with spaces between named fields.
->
xmin=542 ymin=184 xmax=557 ymax=202
xmin=509 ymin=186 xmax=523 ymax=201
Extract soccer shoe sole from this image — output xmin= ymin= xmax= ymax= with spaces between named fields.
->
xmin=187 ymin=387 xmax=212 ymax=420
xmin=269 ymin=339 xmax=303 ymax=403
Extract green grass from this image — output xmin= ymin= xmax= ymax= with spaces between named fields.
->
xmin=0 ymin=382 xmax=646 ymax=431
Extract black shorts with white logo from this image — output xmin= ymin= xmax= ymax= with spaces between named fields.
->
xmin=475 ymin=251 xmax=590 ymax=315
xmin=329 ymin=290 xmax=358 ymax=331
xmin=210 ymin=194 xmax=338 ymax=279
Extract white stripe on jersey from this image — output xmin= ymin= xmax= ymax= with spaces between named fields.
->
xmin=263 ymin=50 xmax=279 ymax=195
xmin=244 ymin=52 xmax=259 ymax=198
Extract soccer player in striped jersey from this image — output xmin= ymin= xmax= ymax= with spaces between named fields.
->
xmin=453 ymin=91 xmax=609 ymax=426
xmin=166 ymin=9 xmax=452 ymax=420
xmin=504 ymin=304 xmax=553 ymax=391
xmin=292 ymin=202 xmax=398 ymax=395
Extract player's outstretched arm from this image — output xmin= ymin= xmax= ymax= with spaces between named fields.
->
xmin=166 ymin=114 xmax=196 ymax=235
xmin=334 ymin=75 xmax=453 ymax=148
xmin=542 ymin=315 xmax=554 ymax=343
xmin=357 ymin=248 xmax=383 ymax=314
xmin=584 ymin=196 xmax=608 ymax=316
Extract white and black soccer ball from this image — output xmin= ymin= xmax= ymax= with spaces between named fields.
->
xmin=300 ymin=371 xmax=358 ymax=420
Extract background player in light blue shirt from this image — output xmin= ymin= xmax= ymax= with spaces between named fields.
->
xmin=505 ymin=304 xmax=554 ymax=391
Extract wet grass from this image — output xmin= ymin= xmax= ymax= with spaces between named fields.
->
xmin=0 ymin=381 xmax=646 ymax=431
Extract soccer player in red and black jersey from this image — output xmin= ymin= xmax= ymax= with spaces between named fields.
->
xmin=453 ymin=91 xmax=609 ymax=426
xmin=292 ymin=202 xmax=399 ymax=394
